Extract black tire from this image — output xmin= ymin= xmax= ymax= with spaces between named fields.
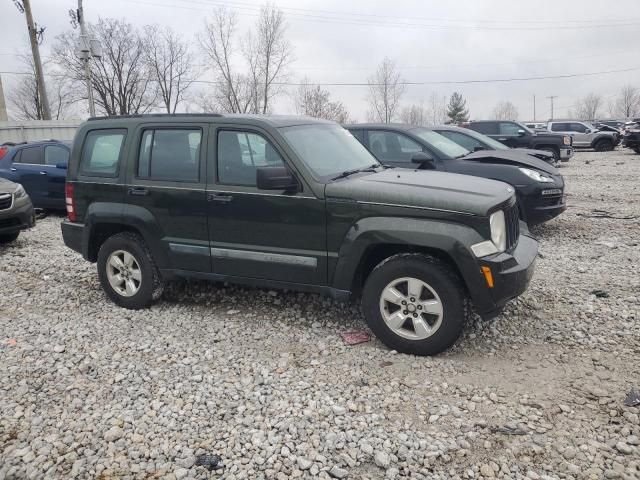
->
xmin=594 ymin=139 xmax=613 ymax=152
xmin=97 ymin=232 xmax=164 ymax=309
xmin=0 ymin=232 xmax=20 ymax=244
xmin=362 ymin=253 xmax=469 ymax=356
xmin=634 ymin=147 xmax=640 ymax=155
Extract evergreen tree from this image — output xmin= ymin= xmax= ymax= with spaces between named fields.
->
xmin=446 ymin=92 xmax=469 ymax=123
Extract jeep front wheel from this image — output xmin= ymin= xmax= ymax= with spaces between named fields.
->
xmin=362 ymin=253 xmax=468 ymax=356
xmin=97 ymin=232 xmax=164 ymax=309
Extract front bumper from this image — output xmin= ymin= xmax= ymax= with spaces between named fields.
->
xmin=517 ymin=176 xmax=566 ymax=225
xmin=472 ymin=232 xmax=538 ymax=320
xmin=0 ymin=196 xmax=35 ymax=235
xmin=559 ymin=147 xmax=573 ymax=162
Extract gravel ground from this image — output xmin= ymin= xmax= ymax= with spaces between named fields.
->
xmin=1 ymin=149 xmax=639 ymax=480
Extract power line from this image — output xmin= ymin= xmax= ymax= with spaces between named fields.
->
xmin=123 ymin=0 xmax=640 ymax=31
xmin=2 ymin=66 xmax=638 ymax=86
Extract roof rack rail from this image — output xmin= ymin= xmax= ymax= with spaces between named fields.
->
xmin=87 ymin=113 xmax=224 ymax=121
xmin=1 ymin=141 xmax=27 ymax=146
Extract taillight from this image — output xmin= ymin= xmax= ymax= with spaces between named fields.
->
xmin=65 ymin=182 xmax=77 ymax=222
xmin=0 ymin=147 xmax=8 ymax=160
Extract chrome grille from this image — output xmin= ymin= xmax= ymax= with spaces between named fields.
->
xmin=0 ymin=193 xmax=12 ymax=211
xmin=504 ymin=203 xmax=520 ymax=251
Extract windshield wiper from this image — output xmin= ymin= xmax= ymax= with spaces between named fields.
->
xmin=330 ymin=164 xmax=381 ymax=181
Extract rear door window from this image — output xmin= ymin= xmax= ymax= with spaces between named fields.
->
xmin=437 ymin=130 xmax=483 ymax=151
xmin=569 ymin=123 xmax=587 ymax=133
xmin=137 ymin=129 xmax=202 ymax=182
xmin=473 ymin=123 xmax=498 ymax=135
xmin=551 ymin=123 xmax=569 ymax=132
xmin=44 ymin=145 xmax=69 ymax=166
xmin=80 ymin=129 xmax=127 ymax=177
xmin=17 ymin=146 xmax=44 ymax=165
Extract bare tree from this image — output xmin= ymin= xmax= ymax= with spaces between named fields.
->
xmin=399 ymin=103 xmax=428 ymax=126
xmin=572 ymin=93 xmax=603 ymax=120
xmin=144 ymin=25 xmax=195 ymax=114
xmin=293 ymin=79 xmax=350 ymax=122
xmin=8 ymin=54 xmax=78 ymax=120
xmin=366 ymin=57 xmax=405 ymax=123
xmin=492 ymin=100 xmax=518 ymax=120
xmin=53 ymin=18 xmax=157 ymax=116
xmin=428 ymin=92 xmax=447 ymax=125
xmin=609 ymin=85 xmax=640 ymax=118
xmin=199 ymin=4 xmax=292 ymax=114
xmin=255 ymin=3 xmax=292 ymax=114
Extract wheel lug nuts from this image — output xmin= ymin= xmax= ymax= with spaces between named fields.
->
xmin=410 ymin=297 xmax=415 ymax=302
xmin=417 ymin=305 xmax=422 ymax=310
xmin=401 ymin=301 xmax=406 ymax=305
xmin=413 ymin=313 xmax=418 ymax=318
xmin=403 ymin=310 xmax=408 ymax=315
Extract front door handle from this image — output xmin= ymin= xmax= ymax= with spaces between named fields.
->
xmin=10 ymin=167 xmax=17 ymax=172
xmin=128 ymin=187 xmax=149 ymax=196
xmin=207 ymin=193 xmax=233 ymax=203
xmin=39 ymin=171 xmax=48 ymax=175
xmin=498 ymin=138 xmax=508 ymax=141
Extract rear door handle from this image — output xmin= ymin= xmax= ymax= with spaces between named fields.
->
xmin=207 ymin=193 xmax=233 ymax=203
xmin=39 ymin=171 xmax=48 ymax=175
xmin=498 ymin=138 xmax=508 ymax=141
xmin=10 ymin=167 xmax=17 ymax=172
xmin=128 ymin=187 xmax=149 ymax=196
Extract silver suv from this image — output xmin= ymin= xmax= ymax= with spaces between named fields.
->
xmin=547 ymin=121 xmax=618 ymax=151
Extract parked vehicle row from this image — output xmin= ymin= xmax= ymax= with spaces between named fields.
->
xmin=344 ymin=124 xmax=565 ymax=225
xmin=623 ymin=121 xmax=640 ymax=154
xmin=60 ymin=114 xmax=539 ymax=356
xmin=464 ymin=120 xmax=574 ymax=162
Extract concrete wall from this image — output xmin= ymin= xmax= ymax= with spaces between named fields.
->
xmin=0 ymin=120 xmax=82 ymax=144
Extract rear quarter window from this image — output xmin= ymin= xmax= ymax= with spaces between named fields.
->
xmin=80 ymin=129 xmax=127 ymax=177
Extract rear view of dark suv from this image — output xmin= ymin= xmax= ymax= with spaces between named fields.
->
xmin=61 ymin=114 xmax=538 ymax=356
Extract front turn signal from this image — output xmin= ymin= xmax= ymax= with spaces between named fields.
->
xmin=481 ymin=266 xmax=494 ymax=288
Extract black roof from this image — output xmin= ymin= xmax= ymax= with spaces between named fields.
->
xmin=87 ymin=113 xmax=333 ymax=128
xmin=344 ymin=123 xmax=416 ymax=131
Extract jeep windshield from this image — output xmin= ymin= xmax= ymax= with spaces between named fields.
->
xmin=411 ymin=128 xmax=470 ymax=159
xmin=280 ymin=124 xmax=381 ymax=181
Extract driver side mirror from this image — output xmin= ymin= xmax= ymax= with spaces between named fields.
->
xmin=473 ymin=146 xmax=486 ymax=152
xmin=256 ymin=166 xmax=298 ymax=191
xmin=411 ymin=152 xmax=436 ymax=169
xmin=517 ymin=129 xmax=526 ymax=136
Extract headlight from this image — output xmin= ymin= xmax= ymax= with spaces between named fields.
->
xmin=519 ymin=167 xmax=554 ymax=183
xmin=470 ymin=210 xmax=507 ymax=257
xmin=14 ymin=184 xmax=26 ymax=198
xmin=563 ymin=136 xmax=571 ymax=145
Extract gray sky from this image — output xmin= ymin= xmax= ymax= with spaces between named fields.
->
xmin=1 ymin=0 xmax=639 ymax=121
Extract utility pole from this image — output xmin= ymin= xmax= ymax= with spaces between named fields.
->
xmin=20 ymin=0 xmax=51 ymax=120
xmin=0 ymin=75 xmax=8 ymax=122
xmin=77 ymin=0 xmax=96 ymax=117
xmin=547 ymin=95 xmax=557 ymax=120
xmin=533 ymin=94 xmax=536 ymax=121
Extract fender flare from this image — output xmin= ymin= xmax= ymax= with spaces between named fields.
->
xmin=330 ymin=216 xmax=489 ymax=304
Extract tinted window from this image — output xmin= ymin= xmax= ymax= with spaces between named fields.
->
xmin=470 ymin=122 xmax=498 ymax=135
xmin=499 ymin=122 xmax=522 ymax=135
xmin=137 ymin=129 xmax=201 ymax=182
xmin=570 ymin=123 xmax=587 ymax=133
xmin=411 ymin=129 xmax=469 ymax=159
xmin=367 ymin=131 xmax=422 ymax=163
xmin=80 ymin=129 xmax=126 ymax=177
xmin=551 ymin=123 xmax=569 ymax=132
xmin=217 ymin=131 xmax=284 ymax=186
xmin=18 ymin=146 xmax=44 ymax=165
xmin=44 ymin=145 xmax=69 ymax=166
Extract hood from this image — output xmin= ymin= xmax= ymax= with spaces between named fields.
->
xmin=462 ymin=149 xmax=559 ymax=175
xmin=325 ymin=169 xmax=513 ymax=217
xmin=0 ymin=177 xmax=20 ymax=193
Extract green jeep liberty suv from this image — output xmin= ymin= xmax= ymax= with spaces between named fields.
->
xmin=61 ymin=114 xmax=538 ymax=355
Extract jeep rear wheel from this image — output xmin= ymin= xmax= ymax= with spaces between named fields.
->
xmin=362 ymin=253 xmax=468 ymax=356
xmin=97 ymin=232 xmax=164 ymax=309
xmin=594 ymin=139 xmax=613 ymax=152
